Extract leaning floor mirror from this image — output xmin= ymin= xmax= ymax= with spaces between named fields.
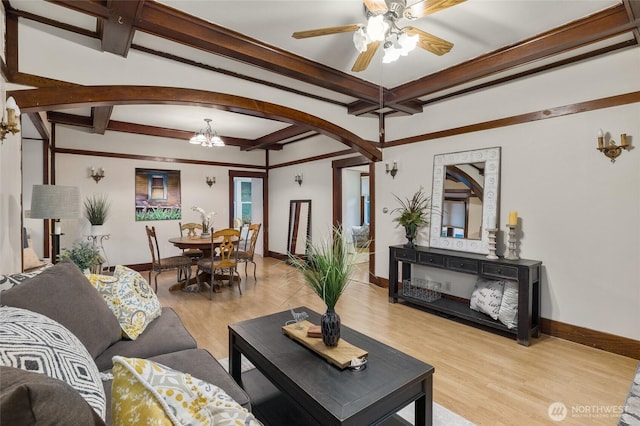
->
xmin=287 ymin=199 xmax=311 ymax=259
xmin=429 ymin=147 xmax=501 ymax=254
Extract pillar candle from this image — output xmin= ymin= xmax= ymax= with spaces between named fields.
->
xmin=508 ymin=211 xmax=518 ymax=226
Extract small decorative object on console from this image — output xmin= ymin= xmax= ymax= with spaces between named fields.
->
xmin=391 ymin=187 xmax=432 ymax=248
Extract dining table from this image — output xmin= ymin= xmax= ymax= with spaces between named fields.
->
xmin=168 ymin=235 xmax=241 ymax=292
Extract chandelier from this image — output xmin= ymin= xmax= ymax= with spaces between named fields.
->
xmin=352 ymin=3 xmax=419 ymax=63
xmin=189 ymin=118 xmax=224 ymax=147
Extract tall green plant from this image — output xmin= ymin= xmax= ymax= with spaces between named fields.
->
xmin=84 ymin=194 xmax=110 ymax=225
xmin=288 ymin=227 xmax=355 ymax=311
xmin=391 ymin=186 xmax=432 ymax=230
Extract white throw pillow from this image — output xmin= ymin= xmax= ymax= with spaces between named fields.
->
xmin=498 ymin=280 xmax=518 ymax=329
xmin=470 ymin=278 xmax=505 ymax=320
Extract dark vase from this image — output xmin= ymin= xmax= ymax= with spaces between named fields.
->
xmin=404 ymin=224 xmax=418 ymax=248
xmin=320 ymin=309 xmax=341 ymax=346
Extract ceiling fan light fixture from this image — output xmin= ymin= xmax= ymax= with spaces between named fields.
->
xmin=353 ymin=27 xmax=370 ymax=52
xmin=366 ymin=14 xmax=388 ymax=42
xmin=382 ymin=44 xmax=401 ymax=63
xmin=398 ymin=31 xmax=419 ymax=55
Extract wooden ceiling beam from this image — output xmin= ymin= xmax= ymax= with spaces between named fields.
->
xmin=28 ymin=87 xmax=382 ymax=160
xmin=135 ymin=2 xmax=382 ymax=104
xmin=99 ymin=0 xmax=144 ymax=57
xmin=48 ymin=111 xmax=256 ymax=148
xmin=388 ymin=4 xmax=634 ymax=104
xmin=243 ymin=125 xmax=312 ymax=151
xmin=92 ymin=106 xmax=113 ymax=135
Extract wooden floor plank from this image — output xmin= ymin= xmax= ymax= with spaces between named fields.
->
xmin=154 ymin=256 xmax=637 ymax=425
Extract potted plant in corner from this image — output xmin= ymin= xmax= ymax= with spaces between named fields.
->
xmin=84 ymin=194 xmax=110 ymax=235
xmin=288 ymin=226 xmax=356 ymax=347
xmin=392 ymin=186 xmax=432 ymax=248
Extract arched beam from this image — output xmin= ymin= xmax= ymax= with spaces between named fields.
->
xmin=8 ymin=86 xmax=382 ymax=162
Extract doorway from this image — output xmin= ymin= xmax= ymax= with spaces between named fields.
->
xmin=331 ymin=156 xmax=376 ymax=285
xmin=229 ymin=170 xmax=267 ymax=256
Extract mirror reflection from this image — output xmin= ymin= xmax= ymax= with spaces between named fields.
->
xmin=441 ymin=163 xmax=485 ymax=240
xmin=430 ymin=147 xmax=500 ymax=254
xmin=287 ymin=199 xmax=311 ymax=258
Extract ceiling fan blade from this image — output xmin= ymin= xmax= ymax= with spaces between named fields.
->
xmin=292 ymin=24 xmax=361 ymax=39
xmin=404 ymin=0 xmax=467 ymax=19
xmin=404 ymin=27 xmax=453 ymax=56
xmin=364 ymin=0 xmax=388 ymax=14
xmin=351 ymin=41 xmax=381 ymax=72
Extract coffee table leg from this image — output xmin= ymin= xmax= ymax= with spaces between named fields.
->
xmin=415 ymin=376 xmax=433 ymax=426
xmin=229 ymin=333 xmax=242 ymax=383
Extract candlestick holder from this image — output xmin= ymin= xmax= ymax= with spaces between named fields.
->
xmin=505 ymin=224 xmax=519 ymax=260
xmin=486 ymin=228 xmax=498 ymax=260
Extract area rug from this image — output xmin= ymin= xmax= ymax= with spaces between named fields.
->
xmin=218 ymin=357 xmax=474 ymax=426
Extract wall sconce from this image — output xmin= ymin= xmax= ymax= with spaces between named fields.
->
xmin=0 ymin=96 xmax=21 ymax=142
xmin=294 ymin=173 xmax=303 ymax=186
xmin=385 ymin=161 xmax=398 ymax=178
xmin=597 ymin=129 xmax=631 ymax=163
xmin=90 ymin=167 xmax=105 ymax=183
xmin=206 ymin=176 xmax=216 ymax=187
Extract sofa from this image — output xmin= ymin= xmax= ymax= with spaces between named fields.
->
xmin=0 ymin=260 xmax=257 ymax=425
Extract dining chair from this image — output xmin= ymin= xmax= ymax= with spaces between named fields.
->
xmin=236 ymin=223 xmax=261 ymax=281
xmin=178 ymin=222 xmax=204 ymax=281
xmin=196 ymin=228 xmax=241 ymax=300
xmin=145 ymin=225 xmax=192 ymax=292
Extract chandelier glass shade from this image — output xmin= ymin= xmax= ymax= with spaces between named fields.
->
xmin=352 ymin=14 xmax=419 ymax=63
xmin=189 ymin=118 xmax=224 ymax=147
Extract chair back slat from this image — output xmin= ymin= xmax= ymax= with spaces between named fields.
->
xmin=145 ymin=225 xmax=160 ymax=265
xmin=211 ymin=228 xmax=240 ymax=267
xmin=179 ymin=222 xmax=203 ymax=238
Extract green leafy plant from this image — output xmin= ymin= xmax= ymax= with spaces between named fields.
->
xmin=391 ymin=186 xmax=433 ymax=232
xmin=84 ymin=194 xmax=111 ymax=225
xmin=288 ymin=226 xmax=356 ymax=310
xmin=58 ymin=242 xmax=102 ymax=272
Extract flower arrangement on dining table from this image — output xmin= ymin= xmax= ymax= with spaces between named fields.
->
xmin=192 ymin=206 xmax=216 ymax=236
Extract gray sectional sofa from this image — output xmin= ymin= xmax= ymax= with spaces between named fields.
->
xmin=0 ymin=260 xmax=251 ymax=425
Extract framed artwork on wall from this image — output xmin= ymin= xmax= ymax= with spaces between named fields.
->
xmin=135 ymin=168 xmax=182 ymax=221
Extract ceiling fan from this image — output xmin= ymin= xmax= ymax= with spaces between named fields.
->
xmin=292 ymin=0 xmax=465 ymax=72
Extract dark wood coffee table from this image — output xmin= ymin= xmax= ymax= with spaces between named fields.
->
xmin=229 ymin=307 xmax=434 ymax=425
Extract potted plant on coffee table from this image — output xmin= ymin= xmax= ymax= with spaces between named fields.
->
xmin=392 ymin=186 xmax=432 ymax=248
xmin=84 ymin=194 xmax=110 ymax=235
xmin=288 ymin=226 xmax=356 ymax=347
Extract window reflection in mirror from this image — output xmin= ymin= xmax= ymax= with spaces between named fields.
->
xmin=287 ymin=199 xmax=311 ymax=259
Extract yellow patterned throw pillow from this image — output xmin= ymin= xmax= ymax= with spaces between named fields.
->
xmin=87 ymin=265 xmax=161 ymax=340
xmin=111 ymin=356 xmax=262 ymax=426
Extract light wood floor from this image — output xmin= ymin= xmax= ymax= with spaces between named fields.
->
xmin=153 ymin=256 xmax=637 ymax=425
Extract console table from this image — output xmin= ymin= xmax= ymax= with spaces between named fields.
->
xmin=389 ymin=245 xmax=542 ymax=346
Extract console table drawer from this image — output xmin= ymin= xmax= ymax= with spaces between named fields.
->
xmin=481 ymin=263 xmax=519 ymax=280
xmin=418 ymin=252 xmax=445 ymax=267
xmin=394 ymin=249 xmax=417 ymax=262
xmin=447 ymin=258 xmax=479 ymax=273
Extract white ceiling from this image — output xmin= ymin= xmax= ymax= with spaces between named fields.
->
xmin=9 ymin=0 xmax=626 ymax=143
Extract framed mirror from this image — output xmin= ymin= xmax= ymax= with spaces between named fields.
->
xmin=429 ymin=147 xmax=500 ymax=254
xmin=287 ymin=199 xmax=311 ymax=259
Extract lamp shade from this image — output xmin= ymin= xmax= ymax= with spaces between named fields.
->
xmin=30 ymin=185 xmax=81 ymax=219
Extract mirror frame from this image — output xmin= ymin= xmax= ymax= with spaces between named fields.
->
xmin=287 ymin=199 xmax=312 ymax=259
xmin=429 ymin=147 xmax=501 ymax=254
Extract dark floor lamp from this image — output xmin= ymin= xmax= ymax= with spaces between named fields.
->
xmin=30 ymin=185 xmax=80 ymax=263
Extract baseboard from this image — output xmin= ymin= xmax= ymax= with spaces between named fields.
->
xmin=378 ymin=275 xmax=640 ymax=359
xmin=540 ymin=318 xmax=640 ymax=359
